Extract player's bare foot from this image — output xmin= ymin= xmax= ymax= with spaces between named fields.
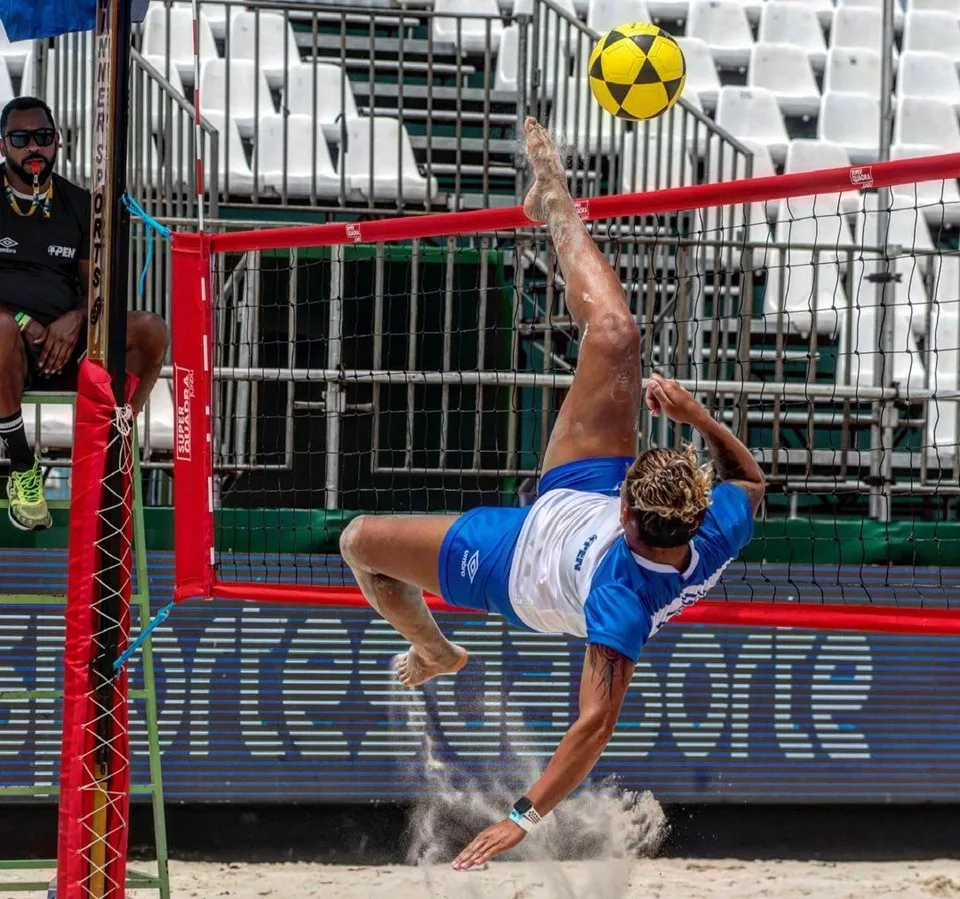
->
xmin=393 ymin=644 xmax=469 ymax=688
xmin=522 ymin=116 xmax=569 ymax=224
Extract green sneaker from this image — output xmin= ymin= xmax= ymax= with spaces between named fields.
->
xmin=7 ymin=458 xmax=52 ymax=531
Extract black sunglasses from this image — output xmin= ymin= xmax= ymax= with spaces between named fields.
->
xmin=3 ymin=128 xmax=56 ymax=149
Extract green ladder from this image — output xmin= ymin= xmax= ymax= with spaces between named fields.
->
xmin=0 ymin=392 xmax=171 ymax=897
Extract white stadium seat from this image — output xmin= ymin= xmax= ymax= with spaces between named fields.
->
xmin=138 ymin=379 xmax=175 ymax=454
xmin=785 ymin=137 xmax=851 ymax=173
xmin=21 ymin=401 xmax=74 ymax=452
xmin=836 ymin=0 xmax=903 ymax=32
xmin=704 ymin=135 xmax=776 ymax=183
xmin=513 ymin=0 xmax=577 ymax=88
xmin=926 ymin=256 xmax=960 ymax=448
xmin=199 ymin=58 xmax=274 ymax=139
xmin=843 ymin=257 xmax=926 ymax=392
xmin=902 ymin=10 xmax=960 ymax=63
xmin=0 ymin=57 xmax=15 ymax=111
xmin=141 ymin=6 xmax=218 ymax=86
xmin=0 ymin=19 xmax=34 ymax=79
xmin=774 ymin=195 xmax=856 ymax=272
xmin=494 ymin=23 xmax=563 ymax=97
xmin=785 ymin=138 xmax=860 ymax=214
xmin=830 ymin=7 xmax=886 ymax=52
xmin=675 ymin=37 xmax=722 ymax=110
xmin=19 ymin=52 xmax=39 ymax=97
xmin=908 ymin=0 xmax=960 ymax=13
xmin=20 ymin=380 xmax=174 ymax=454
xmin=283 ymin=63 xmax=358 ymax=142
xmin=740 ymin=138 xmax=778 ymax=180
xmin=748 ymin=42 xmax=821 ymax=118
xmin=203 ymin=109 xmax=256 ymax=197
xmin=258 ymin=113 xmax=341 ymax=199
xmin=817 ymin=91 xmax=880 ymax=163
xmin=764 ymin=252 xmax=847 ymax=335
xmin=687 ymin=0 xmax=755 ymax=69
xmin=433 ymin=0 xmax=504 ymax=54
xmin=229 ymin=11 xmax=302 ymax=89
xmin=742 ymin=0 xmax=765 ymax=25
xmin=587 ymin=0 xmax=651 ymax=34
xmin=141 ymin=54 xmax=187 ymax=133
xmin=890 ymin=143 xmax=960 ymax=227
xmin=715 ymin=86 xmax=790 ymax=164
xmin=894 ymin=96 xmax=960 ymax=152
xmin=136 ymin=113 xmax=186 ymax=191
xmin=619 ymin=132 xmax=696 ymax=192
xmin=495 ymin=24 xmax=521 ymax=93
xmin=172 ymin=0 xmax=239 ymax=41
xmin=784 ymin=0 xmax=836 ymax=26
xmin=701 ymin=137 xmax=773 ymax=268
xmin=823 ymin=47 xmax=882 ymax=96
xmin=783 ymin=138 xmax=860 ymax=213
xmin=44 ymin=41 xmax=94 ymax=131
xmin=645 ymin=0 xmax=691 ymax=21
xmin=664 ymin=91 xmax=712 ymax=157
xmin=514 ymin=0 xmax=579 ymax=17
xmin=345 ymin=116 xmax=439 ymax=204
xmin=855 ymin=193 xmax=936 ymax=278
xmin=758 ymin=2 xmax=828 ymax=72
xmin=898 ymin=51 xmax=960 ymax=114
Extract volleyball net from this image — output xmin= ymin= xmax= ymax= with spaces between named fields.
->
xmin=172 ymin=150 xmax=960 ymax=633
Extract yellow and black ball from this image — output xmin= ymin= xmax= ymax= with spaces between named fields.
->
xmin=588 ymin=23 xmax=686 ymax=121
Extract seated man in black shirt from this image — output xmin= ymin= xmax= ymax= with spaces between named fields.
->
xmin=0 ymin=97 xmax=168 ymax=531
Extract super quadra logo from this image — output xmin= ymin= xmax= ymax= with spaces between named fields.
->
xmin=174 ymin=364 xmax=195 ymax=462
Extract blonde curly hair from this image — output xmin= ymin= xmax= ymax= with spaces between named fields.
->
xmin=624 ymin=445 xmax=714 ymax=547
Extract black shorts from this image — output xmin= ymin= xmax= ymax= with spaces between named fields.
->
xmin=23 ymin=329 xmax=88 ymax=392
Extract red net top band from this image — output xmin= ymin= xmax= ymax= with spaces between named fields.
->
xmin=209 ymin=152 xmax=960 ymax=254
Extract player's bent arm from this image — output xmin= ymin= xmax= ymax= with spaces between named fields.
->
xmin=694 ymin=410 xmax=765 ymax=514
xmin=522 ymin=643 xmax=635 ymax=819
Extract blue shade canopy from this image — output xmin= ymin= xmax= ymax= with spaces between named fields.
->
xmin=0 ymin=0 xmax=148 ymax=42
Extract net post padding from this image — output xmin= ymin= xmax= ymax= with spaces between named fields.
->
xmin=57 ymin=360 xmax=135 ymax=899
xmin=174 ymin=151 xmax=960 ymax=636
xmin=171 ymin=231 xmax=216 ymax=603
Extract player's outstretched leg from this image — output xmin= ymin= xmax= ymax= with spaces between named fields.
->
xmin=522 ymin=116 xmax=642 ymax=473
xmin=340 ymin=514 xmax=468 ymax=688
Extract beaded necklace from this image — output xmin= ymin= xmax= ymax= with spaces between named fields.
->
xmin=4 ymin=169 xmax=53 ymax=219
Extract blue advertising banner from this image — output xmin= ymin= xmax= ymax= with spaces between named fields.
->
xmin=2 ymin=553 xmax=959 ymax=803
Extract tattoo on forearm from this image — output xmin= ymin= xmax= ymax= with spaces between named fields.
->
xmin=588 ymin=645 xmax=631 ymax=699
xmin=708 ymin=435 xmax=751 ymax=482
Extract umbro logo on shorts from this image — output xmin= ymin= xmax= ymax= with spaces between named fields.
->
xmin=574 ymin=534 xmax=597 ymax=571
xmin=0 ymin=236 xmax=18 ymax=253
xmin=460 ymin=549 xmax=480 ymax=583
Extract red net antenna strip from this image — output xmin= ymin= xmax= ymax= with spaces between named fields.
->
xmin=172 ymin=151 xmax=960 ymax=635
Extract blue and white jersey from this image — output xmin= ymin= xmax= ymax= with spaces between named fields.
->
xmin=506 ymin=482 xmax=754 ymax=661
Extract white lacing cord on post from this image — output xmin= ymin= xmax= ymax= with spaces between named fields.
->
xmin=76 ymin=403 xmax=138 ymax=895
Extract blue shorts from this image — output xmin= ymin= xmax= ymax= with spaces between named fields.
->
xmin=437 ymin=456 xmax=634 ymax=628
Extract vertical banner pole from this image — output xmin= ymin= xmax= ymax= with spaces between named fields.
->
xmin=87 ymin=0 xmax=133 ymax=895
xmin=89 ymin=0 xmax=132 ymax=387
